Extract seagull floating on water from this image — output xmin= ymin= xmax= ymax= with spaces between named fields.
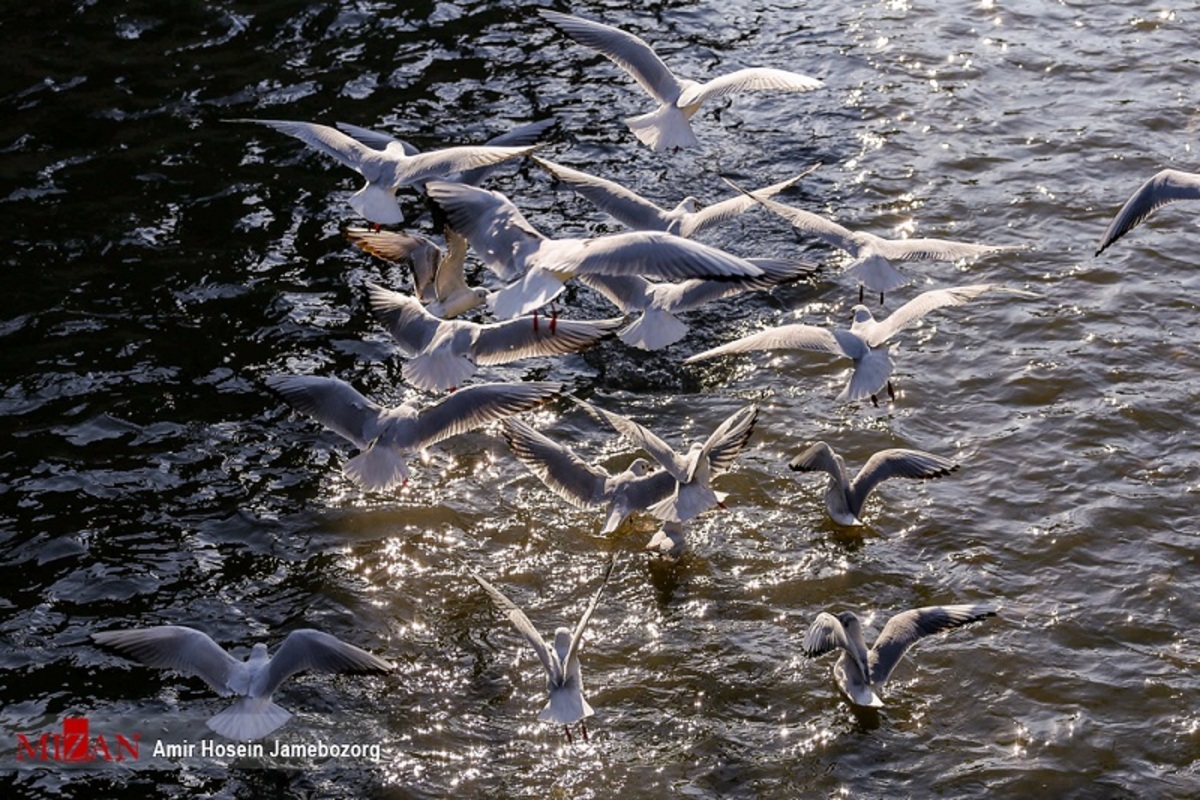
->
xmin=92 ymin=626 xmax=393 ymax=740
xmin=534 ymin=157 xmax=819 ymax=238
xmin=502 ymin=418 xmax=677 ymax=534
xmin=729 ymin=178 xmax=1022 ymax=302
xmin=685 ymin=283 xmax=1035 ymax=405
xmin=345 ymin=227 xmax=489 ymax=318
xmin=266 ymin=374 xmax=561 ymax=490
xmin=540 ymin=10 xmax=823 ymax=151
xmin=801 ymin=604 xmax=996 ymax=707
xmin=364 ymin=282 xmax=623 ymax=391
xmin=1094 ymin=168 xmax=1200 ymax=255
xmin=228 ymin=118 xmax=540 ymax=225
xmin=788 ymin=441 xmax=958 ymax=526
xmin=471 ymin=555 xmax=617 ymax=742
xmin=575 ymin=398 xmax=758 ymax=523
xmin=425 ymin=181 xmax=763 ymax=319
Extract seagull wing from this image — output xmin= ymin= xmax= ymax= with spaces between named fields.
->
xmin=471 ymin=315 xmax=625 ymax=365
xmin=866 ymin=283 xmax=1036 ymax=346
xmin=1096 ymin=168 xmax=1200 ymax=255
xmin=678 ymin=67 xmax=824 ymax=108
xmin=502 ymin=418 xmax=611 ymax=508
xmin=265 ymin=375 xmax=388 ymax=449
xmin=540 ymin=9 xmax=684 ymax=104
xmin=576 ymin=273 xmax=651 ymax=313
xmin=724 ymin=179 xmax=862 ymax=255
xmin=456 ymin=118 xmax=557 ymax=185
xmin=576 ymin=398 xmax=690 ymax=481
xmin=869 ymin=235 xmax=1018 ymax=263
xmin=411 ymin=381 xmax=561 ymax=450
xmin=335 ymin=121 xmax=419 ymax=155
xmin=800 ymin=612 xmax=850 ymax=658
xmin=534 ymin=156 xmax=671 ymax=230
xmin=679 ymin=165 xmax=819 ymax=238
xmin=869 ymin=604 xmax=996 ymax=686
xmin=472 ymin=571 xmax=558 ymax=682
xmin=683 ymin=323 xmax=846 ymax=363
xmin=565 ymin=553 xmax=619 ymax=668
xmin=788 ymin=441 xmax=850 ymax=485
xmin=396 ymin=144 xmax=537 ymax=187
xmin=658 ymin=257 xmax=814 ymax=312
xmin=93 ymin=626 xmax=240 ymax=696
xmin=363 ymin=281 xmax=444 ymax=355
xmin=233 ymin=119 xmax=385 ymax=181
xmin=343 ymin=227 xmax=439 ymax=266
xmin=425 ymin=181 xmax=544 ymax=281
xmin=847 ymin=448 xmax=958 ymax=518
xmin=262 ymin=629 xmax=393 ymax=696
xmin=433 ymin=228 xmax=472 ymax=301
xmin=700 ymin=405 xmax=758 ymax=478
xmin=546 ymin=230 xmax=762 ymax=280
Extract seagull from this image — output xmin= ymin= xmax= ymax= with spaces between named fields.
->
xmin=1095 ymin=168 xmax=1200 ymax=255
xmin=344 ymin=226 xmax=490 ymax=318
xmin=575 ymin=398 xmax=758 ymax=523
xmin=578 ymin=257 xmax=815 ymax=351
xmin=265 ymin=374 xmax=561 ymax=490
xmin=788 ymin=441 xmax=958 ymax=526
xmin=92 ymin=626 xmax=393 ymax=740
xmin=364 ymin=282 xmax=624 ymax=391
xmin=534 ymin=157 xmax=819 ymax=238
xmin=227 ymin=118 xmax=541 ymax=225
xmin=471 ymin=555 xmax=617 ymax=742
xmin=501 ymin=418 xmax=677 ymax=534
xmin=801 ymin=604 xmax=996 ymax=707
xmin=684 ymin=283 xmax=1036 ymax=405
xmin=424 ymin=181 xmax=763 ymax=319
xmin=644 ymin=521 xmax=687 ymax=559
xmin=730 ymin=179 xmax=1022 ymax=302
xmin=540 ymin=10 xmax=823 ymax=151
xmin=334 ymin=117 xmax=556 ymax=187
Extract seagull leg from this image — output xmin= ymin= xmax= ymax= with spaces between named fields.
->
xmin=859 ymin=285 xmax=864 ymax=303
xmin=564 ymin=725 xmax=574 ymax=744
xmin=886 ymin=381 xmax=896 ymax=401
xmin=532 ymin=308 xmax=539 ymax=334
xmin=871 ymin=394 xmax=879 ymax=408
xmin=550 ymin=303 xmax=559 ymax=335
xmin=879 ymin=291 xmax=885 ymax=305
xmin=580 ymin=721 xmax=589 ymax=742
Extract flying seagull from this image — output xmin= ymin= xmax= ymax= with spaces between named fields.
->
xmin=266 ymin=374 xmax=561 ymax=490
xmin=424 ymin=181 xmax=763 ymax=319
xmin=227 ymin=118 xmax=540 ymax=224
xmin=471 ymin=555 xmax=617 ymax=742
xmin=364 ymin=282 xmax=623 ymax=391
xmin=502 ymin=418 xmax=677 ymax=534
xmin=729 ymin=178 xmax=1022 ymax=302
xmin=344 ymin=227 xmax=489 ymax=318
xmin=541 ymin=10 xmax=823 ymax=151
xmin=575 ymin=398 xmax=758 ymax=523
xmin=801 ymin=604 xmax=996 ymax=707
xmin=534 ymin=157 xmax=819 ymax=238
xmin=684 ymin=283 xmax=1036 ymax=405
xmin=1095 ymin=168 xmax=1200 ymax=255
xmin=788 ymin=441 xmax=958 ymax=526
xmin=92 ymin=626 xmax=393 ymax=740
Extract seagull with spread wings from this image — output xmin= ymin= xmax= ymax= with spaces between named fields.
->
xmin=471 ymin=555 xmax=617 ymax=742
xmin=541 ymin=10 xmax=823 ymax=151
xmin=266 ymin=374 xmax=561 ymax=490
xmin=93 ymin=626 xmax=393 ymax=740
xmin=801 ymin=604 xmax=996 ymax=707
xmin=789 ymin=442 xmax=958 ymax=526
xmin=1095 ymin=168 xmax=1200 ymax=255
xmin=685 ymin=283 xmax=1035 ymax=405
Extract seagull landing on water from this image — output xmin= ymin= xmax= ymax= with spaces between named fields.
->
xmin=540 ymin=10 xmax=823 ymax=151
xmin=685 ymin=283 xmax=1036 ymax=406
xmin=1095 ymin=168 xmax=1200 ymax=256
xmin=471 ymin=555 xmax=617 ymax=743
xmin=265 ymin=375 xmax=561 ymax=491
xmin=92 ymin=626 xmax=393 ymax=740
xmin=788 ymin=441 xmax=958 ymax=526
xmin=801 ymin=604 xmax=996 ymax=707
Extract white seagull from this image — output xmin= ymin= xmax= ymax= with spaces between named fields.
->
xmin=425 ymin=181 xmax=763 ymax=319
xmin=579 ymin=257 xmax=815 ymax=351
xmin=92 ymin=626 xmax=393 ymax=740
xmin=364 ymin=282 xmax=624 ymax=391
xmin=266 ymin=374 xmax=561 ymax=490
xmin=540 ymin=10 xmax=823 ymax=151
xmin=534 ymin=157 xmax=819 ymax=238
xmin=684 ymin=283 xmax=1035 ymax=405
xmin=471 ymin=555 xmax=617 ymax=742
xmin=733 ymin=180 xmax=1022 ymax=301
xmin=344 ymin=226 xmax=489 ymax=318
xmin=801 ymin=604 xmax=996 ymax=707
xmin=228 ymin=118 xmax=540 ymax=224
xmin=576 ymin=398 xmax=758 ymax=523
xmin=788 ymin=441 xmax=958 ymax=526
xmin=502 ymin=418 xmax=677 ymax=534
xmin=1095 ymin=168 xmax=1200 ymax=255
xmin=334 ymin=117 xmax=556 ymax=187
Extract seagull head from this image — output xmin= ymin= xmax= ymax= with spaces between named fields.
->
xmin=249 ymin=642 xmax=270 ymax=662
xmin=627 ymin=457 xmax=652 ymax=477
xmin=849 ymin=305 xmax=875 ymax=325
xmin=552 ymin=627 xmax=573 ymax=662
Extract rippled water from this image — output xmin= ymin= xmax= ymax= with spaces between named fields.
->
xmin=2 ymin=0 xmax=1198 ymax=797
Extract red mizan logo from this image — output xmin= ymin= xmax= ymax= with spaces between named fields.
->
xmin=16 ymin=717 xmax=140 ymax=762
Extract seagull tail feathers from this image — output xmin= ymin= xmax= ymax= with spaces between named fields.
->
xmin=207 ymin=697 xmax=293 ymax=741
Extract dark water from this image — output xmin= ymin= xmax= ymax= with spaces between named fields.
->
xmin=1 ymin=0 xmax=1198 ymax=797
